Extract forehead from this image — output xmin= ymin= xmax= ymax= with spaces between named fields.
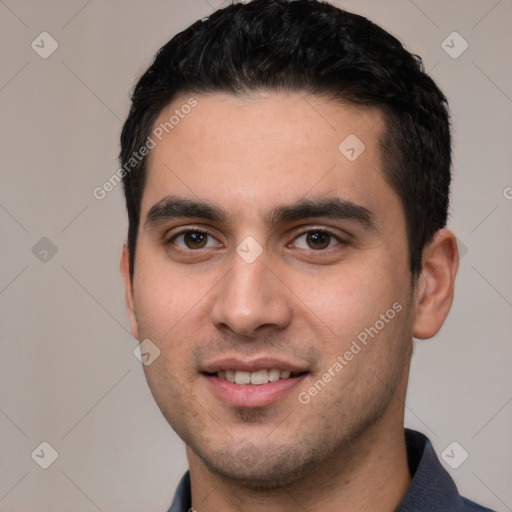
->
xmin=141 ymin=92 xmax=400 ymax=228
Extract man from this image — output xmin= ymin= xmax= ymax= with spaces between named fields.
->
xmin=119 ymin=1 xmax=494 ymax=510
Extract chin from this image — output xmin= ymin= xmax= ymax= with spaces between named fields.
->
xmin=191 ymin=439 xmax=327 ymax=491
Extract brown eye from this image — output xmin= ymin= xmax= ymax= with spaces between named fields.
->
xmin=183 ymin=232 xmax=208 ymax=249
xmin=170 ymin=230 xmax=220 ymax=250
xmin=306 ymin=232 xmax=331 ymax=250
xmin=292 ymin=230 xmax=341 ymax=251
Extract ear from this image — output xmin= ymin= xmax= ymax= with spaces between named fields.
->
xmin=413 ymin=229 xmax=459 ymax=339
xmin=120 ymin=244 xmax=139 ymax=340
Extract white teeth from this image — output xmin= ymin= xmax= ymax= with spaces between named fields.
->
xmin=268 ymin=368 xmax=281 ymax=382
xmin=250 ymin=369 xmax=268 ymax=385
xmin=216 ymin=368 xmax=297 ymax=385
xmin=234 ymin=371 xmax=251 ymax=385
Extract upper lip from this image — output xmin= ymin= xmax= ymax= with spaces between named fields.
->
xmin=202 ymin=357 xmax=309 ymax=374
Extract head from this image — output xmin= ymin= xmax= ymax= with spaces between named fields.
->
xmin=120 ymin=0 xmax=458 ymax=489
xmin=121 ymin=0 xmax=451 ymax=279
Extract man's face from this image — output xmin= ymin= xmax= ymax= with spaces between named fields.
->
xmin=123 ymin=92 xmax=417 ymax=487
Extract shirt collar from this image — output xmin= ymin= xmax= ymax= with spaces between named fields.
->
xmin=396 ymin=428 xmax=463 ymax=511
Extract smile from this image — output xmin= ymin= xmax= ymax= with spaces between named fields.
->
xmin=215 ymin=369 xmax=302 ymax=385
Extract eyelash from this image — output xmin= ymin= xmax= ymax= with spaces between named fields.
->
xmin=166 ymin=228 xmax=345 ymax=251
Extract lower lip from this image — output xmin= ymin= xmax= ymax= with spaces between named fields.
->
xmin=203 ymin=374 xmax=308 ymax=408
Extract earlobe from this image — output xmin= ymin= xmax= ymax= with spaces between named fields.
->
xmin=120 ymin=244 xmax=139 ymax=340
xmin=412 ymin=229 xmax=459 ymax=340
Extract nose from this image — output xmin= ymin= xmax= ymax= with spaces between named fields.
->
xmin=210 ymin=250 xmax=293 ymax=338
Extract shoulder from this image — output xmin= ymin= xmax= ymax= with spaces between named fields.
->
xmin=460 ymin=496 xmax=496 ymax=512
xmin=398 ymin=429 xmax=496 ymax=512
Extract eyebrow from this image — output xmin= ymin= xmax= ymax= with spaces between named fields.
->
xmin=144 ymin=196 xmax=376 ymax=231
xmin=145 ymin=197 xmax=226 ymax=228
xmin=269 ymin=198 xmax=376 ymax=230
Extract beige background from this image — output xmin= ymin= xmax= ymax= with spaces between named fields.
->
xmin=1 ymin=0 xmax=511 ymax=511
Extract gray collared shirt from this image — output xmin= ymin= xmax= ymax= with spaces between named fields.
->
xmin=167 ymin=429 xmax=495 ymax=512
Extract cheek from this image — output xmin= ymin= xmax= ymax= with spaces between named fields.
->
xmin=290 ymin=253 xmax=411 ymax=367
xmin=300 ymin=263 xmax=402 ymax=323
xmin=132 ymin=273 xmax=178 ymax=337
xmin=132 ymin=249 xmax=205 ymax=335
xmin=133 ymin=264 xmax=201 ymax=404
xmin=131 ymin=251 xmax=218 ymax=378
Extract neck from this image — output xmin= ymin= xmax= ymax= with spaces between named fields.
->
xmin=187 ymin=420 xmax=411 ymax=512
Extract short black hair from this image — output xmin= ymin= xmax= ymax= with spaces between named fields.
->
xmin=120 ymin=0 xmax=451 ymax=277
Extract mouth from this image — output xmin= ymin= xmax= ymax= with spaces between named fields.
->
xmin=201 ymin=359 xmax=310 ymax=407
xmin=206 ymin=368 xmax=307 ymax=385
